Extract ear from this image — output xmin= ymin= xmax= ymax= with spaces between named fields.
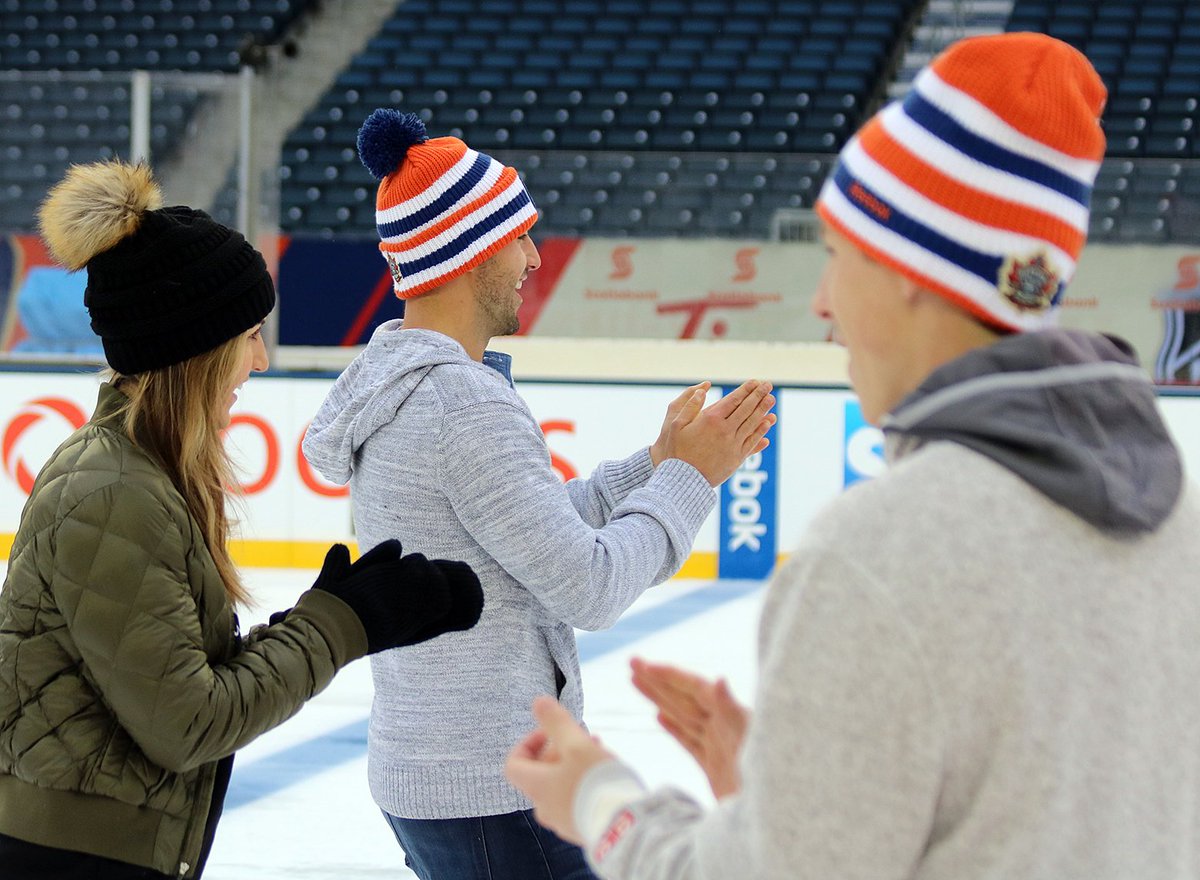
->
xmin=444 ymin=267 xmax=480 ymax=295
xmin=897 ymin=274 xmax=926 ymax=306
xmin=461 ymin=262 xmax=486 ymax=288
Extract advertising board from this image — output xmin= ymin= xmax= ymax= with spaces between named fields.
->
xmin=4 ymin=371 xmax=1200 ymax=579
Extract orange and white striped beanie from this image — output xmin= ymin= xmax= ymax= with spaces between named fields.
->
xmin=357 ymin=109 xmax=538 ymax=299
xmin=816 ymin=32 xmax=1107 ymax=331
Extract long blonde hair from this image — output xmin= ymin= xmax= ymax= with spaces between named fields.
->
xmin=109 ymin=334 xmax=250 ymax=605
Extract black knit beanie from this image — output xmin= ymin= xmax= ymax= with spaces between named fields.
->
xmin=84 ymin=207 xmax=276 ymax=374
xmin=37 ymin=160 xmax=276 ymax=375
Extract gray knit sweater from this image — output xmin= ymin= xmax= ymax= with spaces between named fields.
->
xmin=578 ymin=330 xmax=1200 ymax=879
xmin=302 ymin=321 xmax=715 ymax=819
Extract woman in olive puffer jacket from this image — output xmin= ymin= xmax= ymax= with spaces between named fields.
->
xmin=0 ymin=161 xmax=484 ymax=879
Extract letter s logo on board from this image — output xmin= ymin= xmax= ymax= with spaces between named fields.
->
xmin=540 ymin=420 xmax=578 ymax=482
xmin=843 ymin=400 xmax=885 ymax=487
xmin=609 ymin=246 xmax=635 ymax=280
xmin=731 ymin=247 xmax=759 ymax=283
xmin=3 ymin=397 xmax=88 ymax=495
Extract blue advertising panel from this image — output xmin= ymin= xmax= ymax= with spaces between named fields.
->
xmin=277 ymin=237 xmax=405 ymax=346
xmin=843 ymin=399 xmax=885 ymax=487
xmin=718 ymin=392 xmax=779 ymax=580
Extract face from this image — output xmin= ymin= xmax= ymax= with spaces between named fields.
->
xmin=221 ymin=322 xmax=269 ymax=429
xmin=811 ymin=223 xmax=915 ymax=425
xmin=474 ymin=234 xmax=541 ymax=338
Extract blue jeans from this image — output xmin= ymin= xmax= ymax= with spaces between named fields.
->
xmin=383 ymin=809 xmax=599 ymax=880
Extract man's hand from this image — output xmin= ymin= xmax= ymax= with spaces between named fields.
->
xmin=650 ymin=382 xmax=710 ymax=467
xmin=650 ymin=380 xmax=777 ymax=486
xmin=505 ymin=695 xmax=614 ymax=844
xmin=631 ymin=657 xmax=750 ymax=799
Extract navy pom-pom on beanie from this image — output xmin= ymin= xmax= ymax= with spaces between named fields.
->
xmin=357 ymin=109 xmax=428 ymax=180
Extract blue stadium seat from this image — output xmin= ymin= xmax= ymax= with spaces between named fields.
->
xmin=271 ymin=0 xmax=934 ymax=237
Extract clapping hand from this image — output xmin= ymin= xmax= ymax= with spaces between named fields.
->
xmin=505 ymin=696 xmax=613 ymax=844
xmin=630 ymin=657 xmax=750 ymax=799
xmin=649 ymin=380 xmax=776 ymax=487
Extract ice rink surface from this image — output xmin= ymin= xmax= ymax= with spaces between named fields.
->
xmin=205 ymin=569 xmax=767 ymax=880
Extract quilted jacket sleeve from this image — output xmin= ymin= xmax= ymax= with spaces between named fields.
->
xmin=50 ymin=481 xmax=368 ymax=773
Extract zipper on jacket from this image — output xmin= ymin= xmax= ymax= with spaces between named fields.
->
xmin=178 ymin=861 xmax=190 ymax=877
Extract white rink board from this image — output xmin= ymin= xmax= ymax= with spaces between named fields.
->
xmin=4 ymin=370 xmax=1200 ymax=568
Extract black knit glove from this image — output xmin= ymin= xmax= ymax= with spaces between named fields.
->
xmin=311 ymin=540 xmax=483 ymax=654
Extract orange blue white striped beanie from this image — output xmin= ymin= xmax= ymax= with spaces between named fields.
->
xmin=357 ymin=109 xmax=538 ymax=299
xmin=816 ymin=32 xmax=1106 ymax=332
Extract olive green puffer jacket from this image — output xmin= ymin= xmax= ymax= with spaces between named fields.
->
xmin=0 ymin=382 xmax=368 ymax=878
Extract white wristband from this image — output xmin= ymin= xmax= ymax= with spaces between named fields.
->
xmin=575 ymin=759 xmax=648 ymax=849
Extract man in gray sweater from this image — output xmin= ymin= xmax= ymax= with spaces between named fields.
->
xmin=302 ymin=109 xmax=776 ymax=880
xmin=506 ymin=33 xmax=1200 ymax=880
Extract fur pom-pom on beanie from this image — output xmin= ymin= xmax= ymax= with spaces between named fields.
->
xmin=38 ymin=161 xmax=163 ymax=271
xmin=38 ymin=160 xmax=276 ymax=374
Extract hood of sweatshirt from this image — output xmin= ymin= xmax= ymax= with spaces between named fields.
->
xmin=881 ymin=329 xmax=1182 ymax=534
xmin=302 ymin=320 xmax=512 ymax=485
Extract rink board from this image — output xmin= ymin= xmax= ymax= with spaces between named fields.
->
xmin=2 ymin=368 xmax=1200 ymax=578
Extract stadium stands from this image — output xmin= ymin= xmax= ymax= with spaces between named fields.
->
xmin=0 ymin=0 xmax=303 ymax=71
xmin=0 ymin=0 xmax=1197 ymax=242
xmin=278 ymin=0 xmax=922 ymax=238
xmin=0 ymin=0 xmax=314 ymax=231
xmin=1007 ymin=0 xmax=1200 ymax=242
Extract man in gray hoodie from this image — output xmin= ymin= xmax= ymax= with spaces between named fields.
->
xmin=302 ymin=109 xmax=776 ymax=880
xmin=506 ymin=33 xmax=1200 ymax=880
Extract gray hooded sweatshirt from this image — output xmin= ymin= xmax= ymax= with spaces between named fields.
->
xmin=302 ymin=320 xmax=715 ymax=819
xmin=577 ymin=329 xmax=1200 ymax=880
